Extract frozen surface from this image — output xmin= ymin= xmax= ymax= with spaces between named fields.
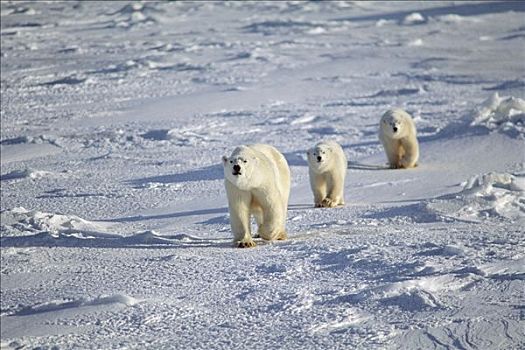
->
xmin=1 ymin=1 xmax=524 ymax=349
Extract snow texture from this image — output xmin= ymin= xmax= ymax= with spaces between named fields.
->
xmin=1 ymin=1 xmax=524 ymax=349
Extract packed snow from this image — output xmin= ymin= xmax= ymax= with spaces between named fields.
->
xmin=1 ymin=1 xmax=524 ymax=349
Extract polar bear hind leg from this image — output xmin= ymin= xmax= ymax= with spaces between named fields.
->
xmin=258 ymin=207 xmax=287 ymax=241
xmin=399 ymin=137 xmax=419 ymax=169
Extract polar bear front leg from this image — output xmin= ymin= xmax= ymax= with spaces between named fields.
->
xmin=399 ymin=137 xmax=419 ymax=169
xmin=381 ymin=138 xmax=400 ymax=169
xmin=323 ymin=174 xmax=345 ymax=208
xmin=225 ymin=181 xmax=256 ymax=248
xmin=310 ymin=173 xmax=327 ymax=207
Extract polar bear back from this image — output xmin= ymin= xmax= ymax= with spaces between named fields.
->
xmin=249 ymin=144 xmax=291 ymax=203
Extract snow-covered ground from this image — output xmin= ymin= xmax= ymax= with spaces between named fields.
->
xmin=1 ymin=1 xmax=524 ymax=349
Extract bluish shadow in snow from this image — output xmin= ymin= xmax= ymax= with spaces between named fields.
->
xmin=322 ymin=100 xmax=379 ymax=108
xmin=416 ymin=245 xmax=465 ymax=257
xmin=106 ymin=207 xmax=228 ymax=223
xmin=483 ymin=79 xmax=525 ymax=91
xmin=499 ymin=33 xmax=525 ymax=41
xmin=348 ymin=161 xmax=389 ymax=171
xmin=395 ymin=72 xmax=492 ymax=86
xmin=0 ymin=170 xmax=28 ymax=181
xmin=362 ymin=203 xmax=442 ymax=223
xmin=36 ymin=191 xmax=111 ymax=199
xmin=380 ymin=290 xmax=442 ymax=311
xmin=288 ymin=204 xmax=315 ymax=211
xmin=140 ymin=129 xmax=172 ymax=141
xmin=416 ymin=118 xmax=491 ymax=143
xmin=313 ymin=247 xmax=366 ymax=271
xmin=411 ymin=57 xmax=449 ymax=70
xmin=333 ymin=2 xmax=525 ymax=23
xmin=283 ymin=152 xmax=308 ymax=167
xmin=39 ymin=75 xmax=87 ymax=86
xmin=307 ymin=127 xmax=343 ymax=136
xmin=0 ymin=230 xmax=231 ymax=249
xmin=242 ymin=20 xmax=322 ymax=35
xmin=197 ymin=215 xmax=229 ymax=226
xmin=0 ymin=136 xmax=28 ymax=145
xmin=365 ymin=88 xmax=422 ymax=99
xmin=126 ymin=164 xmax=223 ymax=187
xmin=7 ymin=294 xmax=139 ymax=317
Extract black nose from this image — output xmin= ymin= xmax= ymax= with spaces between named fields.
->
xmin=317 ymin=156 xmax=322 ymax=162
xmin=233 ymin=164 xmax=241 ymax=172
xmin=393 ymin=126 xmax=398 ymax=133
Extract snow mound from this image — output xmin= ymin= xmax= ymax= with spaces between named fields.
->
xmin=426 ymin=172 xmax=525 ymax=222
xmin=402 ymin=13 xmax=426 ymax=25
xmin=351 ymin=274 xmax=477 ymax=312
xmin=472 ymin=93 xmax=525 ymax=137
xmin=0 ymin=207 xmax=111 ymax=237
xmin=1 ymin=209 xmax=225 ymax=247
xmin=435 ymin=14 xmax=481 ymax=24
xmin=105 ymin=2 xmax=161 ymax=29
xmin=140 ymin=128 xmax=210 ymax=145
xmin=309 ymin=309 xmax=369 ymax=334
xmin=1 ymin=169 xmax=58 ymax=181
xmin=480 ymin=257 xmax=525 ymax=281
xmin=11 ymin=294 xmax=139 ymax=316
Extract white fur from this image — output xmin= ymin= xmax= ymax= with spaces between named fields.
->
xmin=379 ymin=108 xmax=419 ymax=169
xmin=222 ymin=144 xmax=290 ymax=248
xmin=307 ymin=140 xmax=347 ymax=208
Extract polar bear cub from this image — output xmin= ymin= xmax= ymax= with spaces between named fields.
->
xmin=379 ymin=108 xmax=419 ymax=169
xmin=307 ymin=140 xmax=347 ymax=208
xmin=222 ymin=144 xmax=291 ymax=248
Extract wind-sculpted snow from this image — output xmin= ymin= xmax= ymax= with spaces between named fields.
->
xmin=471 ymin=93 xmax=525 ymax=138
xmin=426 ymin=171 xmax=525 ymax=223
xmin=1 ymin=1 xmax=524 ymax=349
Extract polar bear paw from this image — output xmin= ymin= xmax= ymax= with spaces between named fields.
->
xmin=389 ymin=163 xmax=401 ymax=169
xmin=236 ymin=239 xmax=256 ymax=248
xmin=320 ymin=198 xmax=342 ymax=208
xmin=276 ymin=230 xmax=287 ymax=240
xmin=258 ymin=227 xmax=287 ymax=241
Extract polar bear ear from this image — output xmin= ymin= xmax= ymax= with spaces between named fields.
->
xmin=222 ymin=155 xmax=228 ymax=164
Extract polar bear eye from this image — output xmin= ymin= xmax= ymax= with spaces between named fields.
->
xmin=243 ymin=160 xmax=247 ymax=163
xmin=230 ymin=160 xmax=233 ymax=164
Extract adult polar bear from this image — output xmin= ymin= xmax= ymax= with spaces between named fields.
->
xmin=307 ymin=140 xmax=347 ymax=208
xmin=379 ymin=108 xmax=419 ymax=169
xmin=222 ymin=144 xmax=290 ymax=248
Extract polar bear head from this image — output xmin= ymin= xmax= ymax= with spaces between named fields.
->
xmin=307 ymin=142 xmax=335 ymax=173
xmin=222 ymin=146 xmax=260 ymax=191
xmin=380 ymin=109 xmax=411 ymax=139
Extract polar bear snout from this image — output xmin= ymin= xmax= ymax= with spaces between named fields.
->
xmin=317 ymin=156 xmax=322 ymax=162
xmin=393 ymin=125 xmax=398 ymax=133
xmin=232 ymin=164 xmax=241 ymax=175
